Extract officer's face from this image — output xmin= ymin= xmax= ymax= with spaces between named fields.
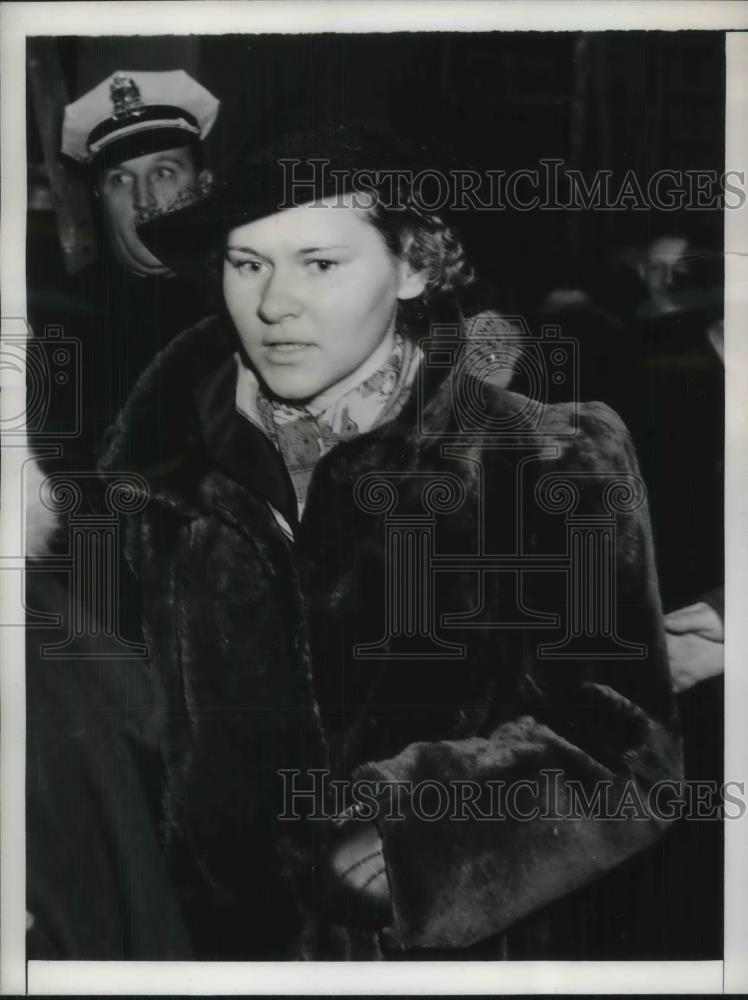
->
xmin=223 ymin=196 xmax=425 ymax=403
xmin=97 ymin=146 xmax=203 ymax=276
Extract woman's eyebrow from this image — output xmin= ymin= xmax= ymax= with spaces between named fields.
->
xmin=296 ymin=245 xmax=351 ymax=254
xmin=226 ymin=245 xmax=266 ymax=256
xmin=225 ymin=244 xmax=351 ymax=257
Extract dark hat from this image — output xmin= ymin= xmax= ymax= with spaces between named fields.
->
xmin=137 ymin=122 xmax=423 ymax=276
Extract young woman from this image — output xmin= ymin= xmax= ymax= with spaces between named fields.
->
xmin=97 ymin=125 xmax=682 ymax=959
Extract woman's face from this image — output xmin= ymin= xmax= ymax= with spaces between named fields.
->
xmin=223 ymin=195 xmax=425 ymax=402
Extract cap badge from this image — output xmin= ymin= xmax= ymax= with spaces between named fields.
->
xmin=110 ymin=74 xmax=145 ymax=121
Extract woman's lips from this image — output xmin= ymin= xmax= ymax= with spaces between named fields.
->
xmin=263 ymin=342 xmax=314 ymax=363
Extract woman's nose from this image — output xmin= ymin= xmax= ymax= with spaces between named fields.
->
xmin=257 ymin=269 xmax=302 ymax=323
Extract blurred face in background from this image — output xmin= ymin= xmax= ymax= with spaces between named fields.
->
xmin=96 ymin=145 xmax=206 ymax=276
xmin=638 ymin=234 xmax=690 ymax=310
xmin=223 ymin=194 xmax=425 ymax=403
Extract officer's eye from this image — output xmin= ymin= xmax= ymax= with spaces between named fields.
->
xmin=106 ymin=172 xmax=131 ymax=188
xmin=154 ymin=167 xmax=177 ymax=180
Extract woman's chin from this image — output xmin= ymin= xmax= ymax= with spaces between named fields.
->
xmin=261 ymin=371 xmax=327 ymax=404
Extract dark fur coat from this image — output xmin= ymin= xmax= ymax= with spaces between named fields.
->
xmin=99 ymin=316 xmax=682 ymax=960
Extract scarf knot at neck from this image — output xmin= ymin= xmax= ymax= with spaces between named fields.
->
xmin=255 ymin=332 xmax=421 ymax=516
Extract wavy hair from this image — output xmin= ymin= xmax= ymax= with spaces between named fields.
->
xmin=363 ymin=176 xmax=475 ymax=321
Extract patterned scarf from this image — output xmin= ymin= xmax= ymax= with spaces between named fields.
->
xmin=255 ymin=332 xmax=421 ymax=516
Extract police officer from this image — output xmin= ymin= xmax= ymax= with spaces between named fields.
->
xmin=29 ymin=70 xmax=220 ymax=473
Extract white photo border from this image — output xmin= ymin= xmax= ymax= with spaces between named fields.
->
xmin=2 ymin=2 xmax=747 ymax=995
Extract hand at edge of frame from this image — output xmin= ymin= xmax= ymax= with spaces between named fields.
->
xmin=665 ymin=601 xmax=724 ymax=694
xmin=326 ymin=814 xmax=392 ymax=931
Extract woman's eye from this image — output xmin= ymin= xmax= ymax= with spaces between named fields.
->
xmin=228 ymin=258 xmax=265 ymax=275
xmin=307 ymin=259 xmax=337 ymax=273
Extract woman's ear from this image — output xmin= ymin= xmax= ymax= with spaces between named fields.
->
xmin=396 ymin=260 xmax=427 ymax=301
xmin=395 ymin=232 xmax=427 ymax=301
